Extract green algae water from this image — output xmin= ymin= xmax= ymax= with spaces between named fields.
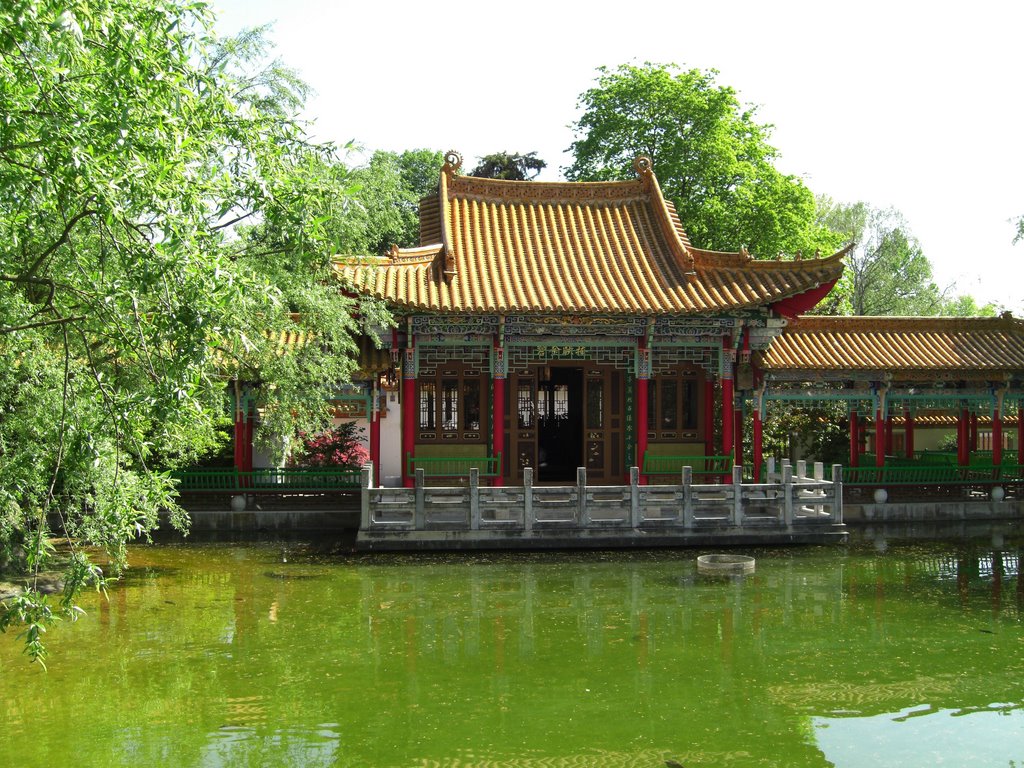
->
xmin=2 ymin=533 xmax=1023 ymax=768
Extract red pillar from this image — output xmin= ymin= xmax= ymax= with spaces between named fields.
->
xmin=957 ymin=408 xmax=969 ymax=467
xmin=753 ymin=402 xmax=763 ymax=482
xmin=401 ymin=347 xmax=416 ymax=488
xmin=492 ymin=342 xmax=505 ymax=487
xmin=370 ymin=383 xmax=381 ymax=487
xmin=905 ymin=407 xmax=914 ymax=460
xmin=636 ymin=337 xmax=649 ymax=485
xmin=722 ymin=337 xmax=734 ymax=462
xmin=704 ymin=379 xmax=715 ymax=456
xmin=849 ymin=410 xmax=860 ymax=468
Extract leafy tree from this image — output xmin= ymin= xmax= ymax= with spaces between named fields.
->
xmin=0 ymin=1 xmax=384 ymax=663
xmin=817 ymin=200 xmax=996 ymax=316
xmin=295 ymin=422 xmax=368 ymax=469
xmin=344 ymin=149 xmax=444 ymax=256
xmin=470 ymin=151 xmax=546 ymax=181
xmin=566 ymin=63 xmax=840 ymax=258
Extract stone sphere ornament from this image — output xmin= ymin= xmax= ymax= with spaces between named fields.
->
xmin=230 ymin=494 xmax=247 ymax=512
xmin=873 ymin=488 xmax=888 ymax=504
xmin=991 ymin=486 xmax=1005 ymax=502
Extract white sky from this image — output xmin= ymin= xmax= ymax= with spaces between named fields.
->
xmin=213 ymin=0 xmax=1024 ymax=310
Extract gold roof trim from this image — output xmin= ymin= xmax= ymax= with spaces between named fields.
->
xmin=334 ymin=152 xmax=846 ymax=316
xmin=761 ymin=313 xmax=1024 ymax=374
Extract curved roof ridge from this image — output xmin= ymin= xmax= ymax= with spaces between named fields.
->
xmin=788 ymin=313 xmax=1019 ymax=333
xmin=691 ymin=244 xmax=850 ymax=271
xmin=632 ymin=156 xmax=695 ymax=274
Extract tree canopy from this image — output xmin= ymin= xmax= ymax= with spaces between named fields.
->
xmin=470 ymin=151 xmax=546 ymax=181
xmin=816 ymin=200 xmax=996 ymax=317
xmin=566 ymin=63 xmax=841 ymax=259
xmin=0 ymin=0 xmax=386 ymax=663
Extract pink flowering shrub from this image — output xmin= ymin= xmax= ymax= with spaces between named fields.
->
xmin=296 ymin=422 xmax=369 ymax=469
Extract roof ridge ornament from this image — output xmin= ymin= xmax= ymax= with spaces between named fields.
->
xmin=443 ymin=150 xmax=463 ymax=175
xmin=633 ymin=155 xmax=653 ymax=177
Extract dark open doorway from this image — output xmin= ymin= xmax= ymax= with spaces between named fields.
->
xmin=537 ymin=367 xmax=583 ymax=482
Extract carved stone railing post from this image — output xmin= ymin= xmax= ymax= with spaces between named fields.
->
xmin=783 ymin=464 xmax=794 ymax=528
xmin=578 ymin=467 xmax=588 ymax=526
xmin=832 ymin=464 xmax=844 ymax=524
xmin=630 ymin=466 xmax=641 ymax=528
xmin=469 ymin=467 xmax=480 ymax=531
xmin=681 ymin=465 xmax=693 ymax=529
xmin=732 ymin=465 xmax=744 ymax=526
xmin=523 ymin=466 xmax=534 ymax=532
xmin=414 ymin=468 xmax=426 ymax=530
xmin=360 ymin=463 xmax=372 ymax=530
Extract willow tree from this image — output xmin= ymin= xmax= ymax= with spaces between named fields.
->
xmin=0 ymin=1 xmax=384 ymax=663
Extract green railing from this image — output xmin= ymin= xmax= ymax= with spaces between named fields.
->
xmin=640 ymin=454 xmax=733 ymax=480
xmin=173 ymin=467 xmax=361 ymax=492
xmin=843 ymin=464 xmax=1024 ymax=486
xmin=406 ymin=453 xmax=502 ymax=478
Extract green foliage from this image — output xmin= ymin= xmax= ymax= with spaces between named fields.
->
xmin=817 ymin=200 xmax=997 ymax=316
xmin=470 ymin=151 xmax=546 ymax=181
xmin=566 ymin=63 xmax=841 ymax=258
xmin=760 ymin=399 xmax=849 ymax=468
xmin=295 ymin=422 xmax=368 ymax=469
xmin=349 ymin=149 xmax=444 ymax=256
xmin=0 ymin=1 xmax=387 ymax=659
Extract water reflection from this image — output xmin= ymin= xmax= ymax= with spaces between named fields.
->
xmin=1 ymin=540 xmax=1023 ymax=767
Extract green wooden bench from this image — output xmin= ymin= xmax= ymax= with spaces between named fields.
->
xmin=842 ymin=465 xmax=1024 ymax=486
xmin=640 ymin=453 xmax=733 ymax=482
xmin=406 ymin=452 xmax=502 ymax=478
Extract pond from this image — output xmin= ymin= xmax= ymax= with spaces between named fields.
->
xmin=1 ymin=528 xmax=1023 ymax=768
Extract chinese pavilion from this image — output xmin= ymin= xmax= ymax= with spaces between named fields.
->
xmin=334 ymin=151 xmax=850 ymax=487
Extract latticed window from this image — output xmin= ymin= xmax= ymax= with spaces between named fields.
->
xmin=419 ymin=382 xmax=436 ymax=430
xmin=416 ymin=365 xmax=486 ymax=442
xmin=441 ymin=379 xmax=459 ymax=430
xmin=648 ymin=371 xmax=699 ymax=440
xmin=517 ymin=380 xmax=535 ymax=428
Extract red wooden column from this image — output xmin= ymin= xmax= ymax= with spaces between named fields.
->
xmin=636 ymin=336 xmax=650 ymax=485
xmin=233 ymin=381 xmax=253 ymax=485
xmin=957 ymin=407 xmax=970 ymax=467
xmin=721 ymin=336 xmax=734 ymax=462
xmin=401 ymin=345 xmax=416 ymax=488
xmin=492 ymin=340 xmax=506 ymax=487
xmin=369 ymin=380 xmax=381 ymax=486
xmin=909 ymin=405 xmax=917 ymax=460
xmin=704 ymin=379 xmax=716 ymax=456
xmin=993 ymin=402 xmax=1004 ymax=466
xmin=734 ymin=330 xmax=749 ymax=471
xmin=849 ymin=409 xmax=860 ymax=468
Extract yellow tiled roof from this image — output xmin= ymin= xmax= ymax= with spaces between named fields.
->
xmin=335 ymin=152 xmax=846 ymax=316
xmin=761 ymin=315 xmax=1024 ymax=375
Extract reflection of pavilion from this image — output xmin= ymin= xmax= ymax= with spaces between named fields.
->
xmin=349 ymin=546 xmax=1024 ymax=764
